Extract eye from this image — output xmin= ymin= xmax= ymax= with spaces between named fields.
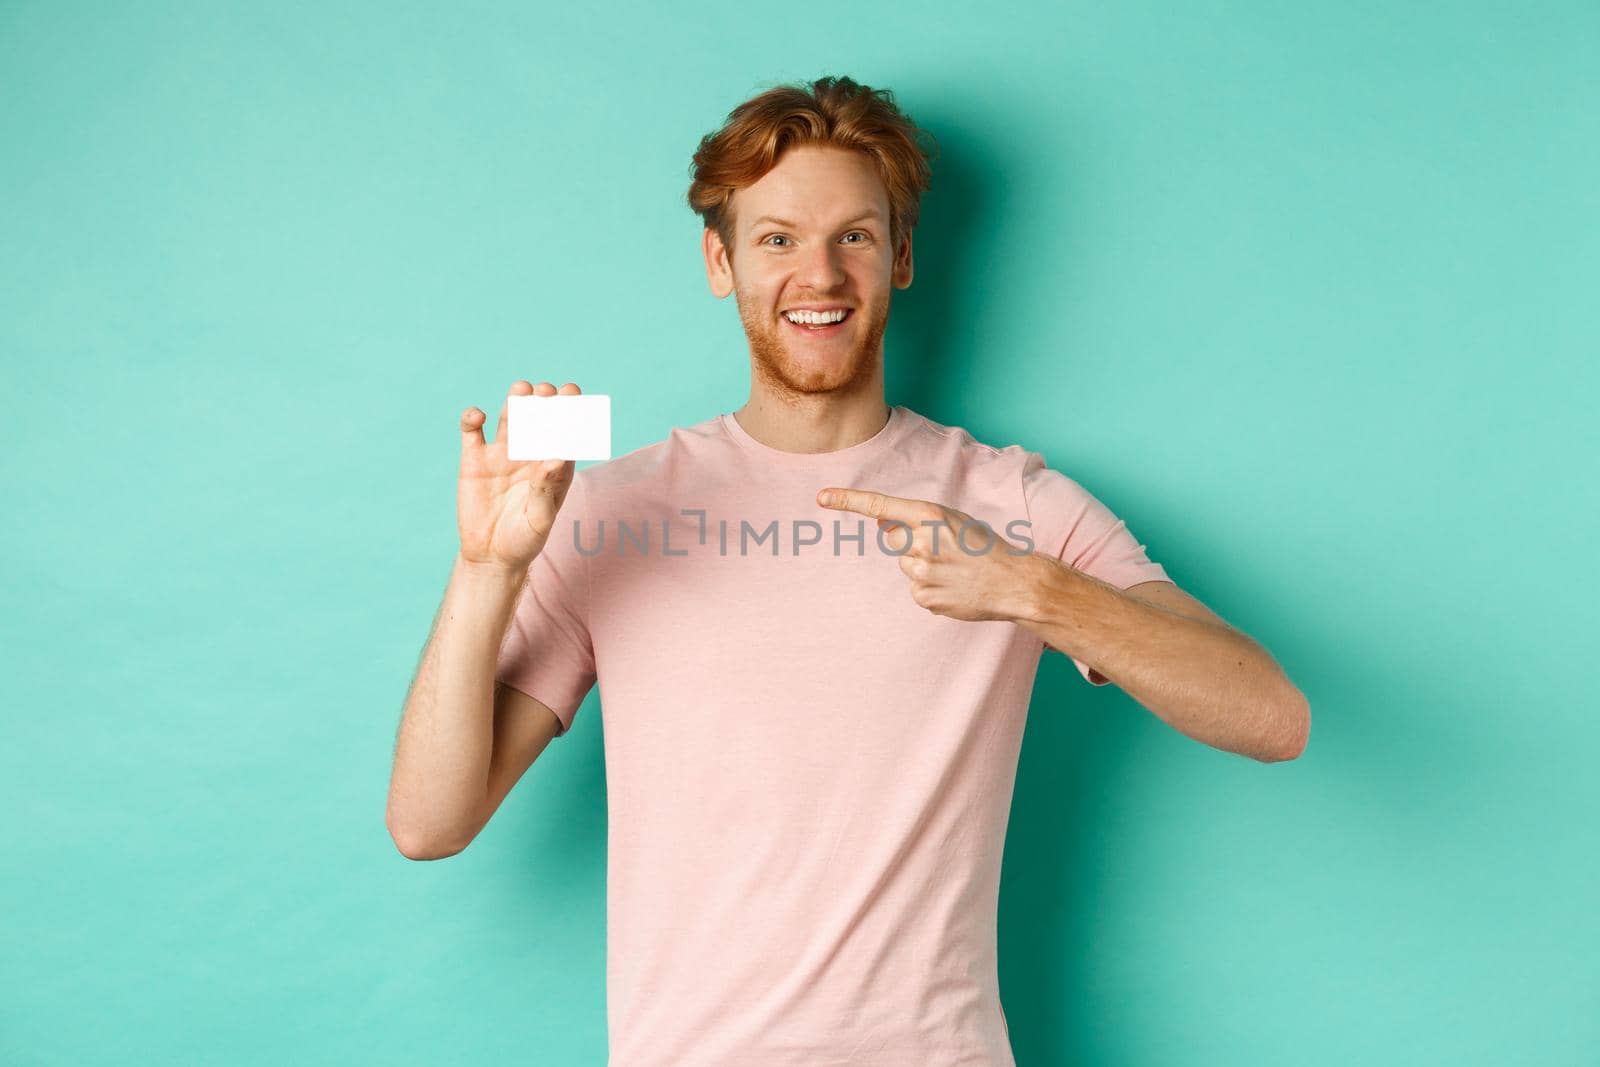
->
xmin=763 ymin=232 xmax=870 ymax=247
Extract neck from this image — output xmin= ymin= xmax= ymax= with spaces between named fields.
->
xmin=732 ymin=389 xmax=892 ymax=455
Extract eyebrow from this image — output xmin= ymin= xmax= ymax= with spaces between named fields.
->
xmin=749 ymin=211 xmax=884 ymax=231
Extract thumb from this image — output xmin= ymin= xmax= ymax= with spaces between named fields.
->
xmin=460 ymin=406 xmax=487 ymax=448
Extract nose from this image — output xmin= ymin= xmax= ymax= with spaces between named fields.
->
xmin=794 ymin=239 xmax=849 ymax=293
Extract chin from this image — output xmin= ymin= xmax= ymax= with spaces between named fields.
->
xmin=780 ymin=349 xmax=879 ymax=394
xmin=740 ymin=310 xmax=884 ymax=396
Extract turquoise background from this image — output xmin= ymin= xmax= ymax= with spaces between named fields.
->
xmin=4 ymin=1 xmax=1595 ymax=1063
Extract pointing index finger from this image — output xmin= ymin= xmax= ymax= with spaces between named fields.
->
xmin=816 ymin=487 xmax=924 ymax=523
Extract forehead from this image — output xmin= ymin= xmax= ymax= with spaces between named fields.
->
xmin=733 ymin=145 xmax=889 ymax=231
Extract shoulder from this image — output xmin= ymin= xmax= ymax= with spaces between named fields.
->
xmin=899 ymin=408 xmax=1099 ymax=523
xmin=900 ymin=407 xmax=1042 ymax=478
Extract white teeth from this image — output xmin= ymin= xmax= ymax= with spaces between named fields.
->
xmin=784 ymin=308 xmax=848 ymax=325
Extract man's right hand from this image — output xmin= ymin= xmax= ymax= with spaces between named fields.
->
xmin=457 ymin=380 xmax=583 ymax=574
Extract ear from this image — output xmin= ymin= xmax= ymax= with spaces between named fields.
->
xmin=704 ymin=227 xmax=734 ymax=298
xmin=891 ymin=228 xmax=914 ymax=289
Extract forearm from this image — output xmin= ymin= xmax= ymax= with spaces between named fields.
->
xmin=387 ymin=554 xmax=527 ymax=855
xmin=1012 ymin=554 xmax=1307 ymax=762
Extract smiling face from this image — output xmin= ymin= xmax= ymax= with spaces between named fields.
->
xmin=704 ymin=144 xmax=914 ymax=400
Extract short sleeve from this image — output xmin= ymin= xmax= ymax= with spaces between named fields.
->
xmin=1021 ymin=451 xmax=1174 ymax=686
xmin=494 ymin=471 xmax=598 ymax=735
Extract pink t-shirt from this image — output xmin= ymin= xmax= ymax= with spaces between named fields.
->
xmin=496 ymin=404 xmax=1171 ymax=1066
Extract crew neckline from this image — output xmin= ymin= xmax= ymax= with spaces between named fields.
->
xmin=718 ymin=404 xmax=914 ymax=465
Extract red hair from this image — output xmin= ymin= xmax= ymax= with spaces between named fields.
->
xmin=686 ymin=75 xmax=938 ymax=256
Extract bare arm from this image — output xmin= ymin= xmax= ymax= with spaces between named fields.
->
xmin=1016 ymin=560 xmax=1310 ymax=763
xmin=385 ymin=379 xmax=583 ymax=860
xmin=386 ymin=556 xmax=555 ymax=860
xmin=814 ymin=487 xmax=1310 ymax=765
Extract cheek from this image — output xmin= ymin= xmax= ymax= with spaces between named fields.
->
xmin=740 ymin=281 xmax=782 ymax=311
xmin=734 ymin=284 xmax=774 ymax=316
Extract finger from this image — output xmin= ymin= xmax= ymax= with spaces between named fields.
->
xmin=880 ymin=518 xmax=914 ymax=556
xmin=816 ymin=487 xmax=927 ymax=524
xmin=540 ymin=383 xmax=582 ymax=468
xmin=522 ymin=384 xmax=579 ymax=461
xmin=520 ymin=383 xmax=569 ymax=474
xmin=528 ymin=457 xmax=576 ymax=489
xmin=494 ymin=380 xmax=541 ymax=445
xmin=460 ymin=406 xmax=487 ymax=448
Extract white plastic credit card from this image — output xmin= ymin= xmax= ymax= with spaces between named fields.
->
xmin=505 ymin=393 xmax=612 ymax=461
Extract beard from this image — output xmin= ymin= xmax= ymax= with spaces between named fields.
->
xmin=733 ymin=285 xmax=890 ymax=400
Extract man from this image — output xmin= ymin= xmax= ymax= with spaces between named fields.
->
xmin=388 ymin=75 xmax=1309 ymax=1066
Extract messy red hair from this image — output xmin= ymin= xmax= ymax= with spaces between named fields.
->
xmin=686 ymin=75 xmax=938 ymax=258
